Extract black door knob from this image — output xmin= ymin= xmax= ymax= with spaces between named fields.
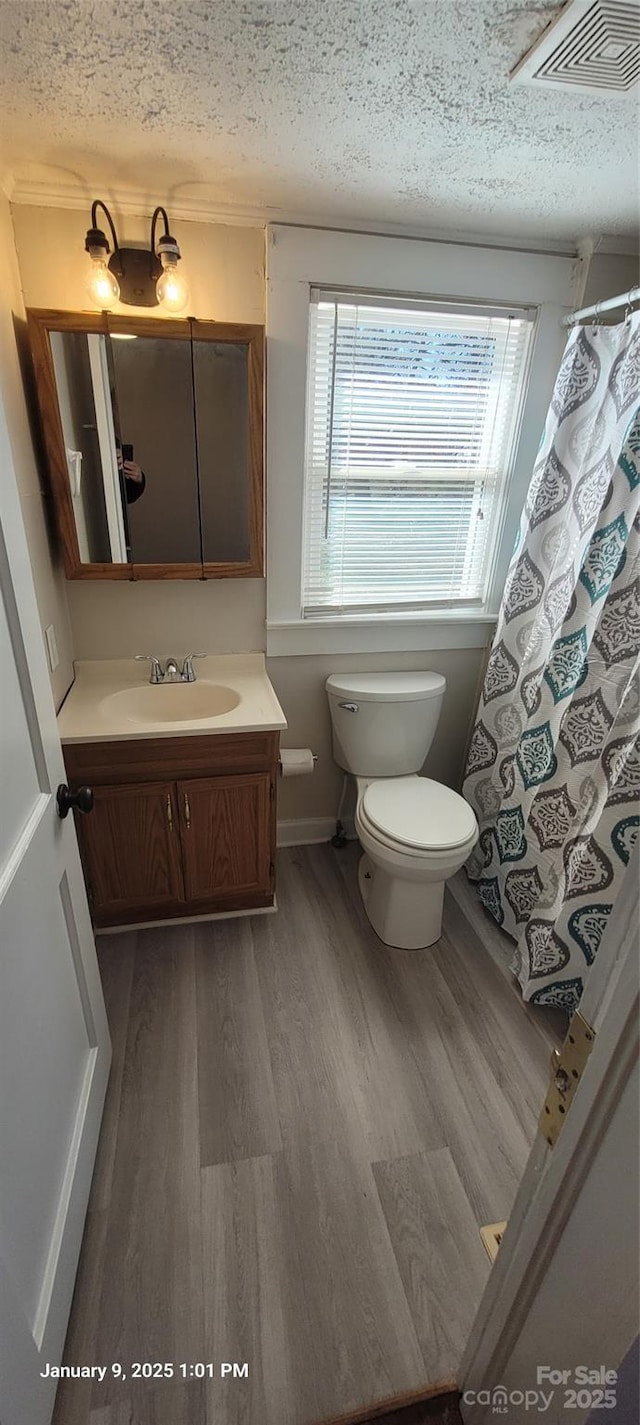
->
xmin=56 ymin=784 xmax=94 ymax=819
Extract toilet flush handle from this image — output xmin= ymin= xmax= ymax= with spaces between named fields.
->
xmin=339 ymin=702 xmax=359 ymax=712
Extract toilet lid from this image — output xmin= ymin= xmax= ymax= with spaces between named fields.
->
xmin=361 ymin=776 xmax=477 ymax=853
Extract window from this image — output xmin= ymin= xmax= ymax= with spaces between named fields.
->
xmin=302 ymin=290 xmax=534 ymax=618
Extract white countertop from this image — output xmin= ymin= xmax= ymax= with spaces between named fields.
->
xmin=58 ymin=654 xmax=287 ymax=744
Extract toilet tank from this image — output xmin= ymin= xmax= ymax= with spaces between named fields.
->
xmin=326 ymin=671 xmax=446 ymax=777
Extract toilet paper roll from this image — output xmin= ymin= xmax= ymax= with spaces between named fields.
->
xmin=279 ymin=748 xmax=315 ymax=778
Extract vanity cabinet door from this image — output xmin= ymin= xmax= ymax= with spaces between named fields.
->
xmin=78 ymin=781 xmax=185 ymax=920
xmin=177 ymin=773 xmax=272 ymax=905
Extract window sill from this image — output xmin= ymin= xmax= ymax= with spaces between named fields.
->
xmin=266 ymin=612 xmax=497 ymax=657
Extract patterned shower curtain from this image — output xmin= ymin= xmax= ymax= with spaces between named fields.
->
xmin=463 ymin=313 xmax=640 ymax=1013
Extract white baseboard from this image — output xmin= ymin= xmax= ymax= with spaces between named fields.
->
xmin=277 ymin=816 xmax=356 ymax=847
xmin=96 ymin=902 xmax=278 ymax=934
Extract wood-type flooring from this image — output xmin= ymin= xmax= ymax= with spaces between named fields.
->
xmin=53 ymin=845 xmax=559 ymax=1425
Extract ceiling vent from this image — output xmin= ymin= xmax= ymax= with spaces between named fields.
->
xmin=511 ymin=0 xmax=640 ymax=93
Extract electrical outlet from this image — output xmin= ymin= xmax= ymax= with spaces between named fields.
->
xmin=44 ymin=623 xmax=59 ymax=673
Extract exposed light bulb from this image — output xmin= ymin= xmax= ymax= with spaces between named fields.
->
xmin=156 ymin=258 xmax=189 ymax=313
xmin=86 ymin=254 xmax=120 ymax=310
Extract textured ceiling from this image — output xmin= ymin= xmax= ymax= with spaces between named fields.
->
xmin=0 ymin=0 xmax=638 ymax=242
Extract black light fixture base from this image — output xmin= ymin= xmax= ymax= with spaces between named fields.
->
xmin=109 ymin=246 xmax=162 ymax=307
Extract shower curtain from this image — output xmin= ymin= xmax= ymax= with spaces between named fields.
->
xmin=463 ymin=313 xmax=640 ymax=1013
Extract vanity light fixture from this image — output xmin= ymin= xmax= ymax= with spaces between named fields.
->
xmin=84 ymin=201 xmax=120 ymax=309
xmin=84 ymin=201 xmax=189 ymax=312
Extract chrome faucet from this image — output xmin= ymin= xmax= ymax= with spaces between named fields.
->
xmin=181 ymin=654 xmax=204 ymax=683
xmin=135 ymin=654 xmax=164 ymax=684
xmin=135 ymin=654 xmax=205 ymax=684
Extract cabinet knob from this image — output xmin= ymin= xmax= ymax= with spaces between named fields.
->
xmin=56 ymin=784 xmax=94 ymax=819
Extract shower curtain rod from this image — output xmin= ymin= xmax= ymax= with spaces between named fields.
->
xmin=562 ymin=284 xmax=640 ymax=328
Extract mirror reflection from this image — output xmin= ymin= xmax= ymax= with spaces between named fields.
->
xmin=48 ymin=325 xmax=255 ymax=568
xmin=193 ymin=340 xmax=250 ymax=565
xmin=49 ymin=330 xmax=120 ymax=564
xmin=108 ymin=332 xmax=200 ymax=565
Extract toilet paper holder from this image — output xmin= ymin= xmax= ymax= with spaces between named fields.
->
xmin=278 ymin=748 xmax=318 ymax=777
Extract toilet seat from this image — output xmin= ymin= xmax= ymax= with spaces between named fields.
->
xmin=359 ymin=775 xmax=477 ymax=856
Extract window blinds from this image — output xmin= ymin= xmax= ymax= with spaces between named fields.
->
xmin=302 ymin=291 xmax=534 ymax=617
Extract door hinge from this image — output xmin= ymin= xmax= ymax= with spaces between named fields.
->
xmin=480 ymin=1220 xmax=508 ymax=1264
xmin=270 ymin=781 xmax=275 ymax=802
xmin=539 ymin=1009 xmax=595 ymax=1147
xmin=269 ymin=860 xmax=275 ymax=880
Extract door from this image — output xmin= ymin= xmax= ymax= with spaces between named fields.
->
xmin=0 ymin=392 xmax=110 ymax=1424
xmin=460 ymin=848 xmax=639 ymax=1422
xmin=178 ymin=772 xmax=272 ymax=903
xmin=78 ymin=781 xmax=185 ymax=921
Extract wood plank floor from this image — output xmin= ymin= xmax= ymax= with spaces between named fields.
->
xmin=53 ymin=846 xmax=559 ymax=1425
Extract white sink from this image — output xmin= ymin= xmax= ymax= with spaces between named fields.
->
xmin=58 ymin=655 xmax=287 ymax=743
xmin=102 ymin=682 xmax=241 ymax=725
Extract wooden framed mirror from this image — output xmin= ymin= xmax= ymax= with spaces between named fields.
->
xmin=26 ymin=309 xmax=264 ymax=580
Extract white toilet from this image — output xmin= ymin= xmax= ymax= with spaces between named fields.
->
xmin=326 ymin=672 xmax=478 ymax=950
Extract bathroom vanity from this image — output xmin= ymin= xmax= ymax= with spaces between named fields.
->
xmin=58 ymin=656 xmax=286 ymax=928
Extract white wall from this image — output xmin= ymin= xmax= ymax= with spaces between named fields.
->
xmin=265 ymin=225 xmax=577 ymax=648
xmin=265 ymin=222 xmax=574 ymax=822
xmin=266 ymin=235 xmax=637 ymax=821
xmin=10 ymin=202 xmax=267 ymax=683
xmin=0 ymin=197 xmax=74 ymax=707
xmin=268 ymin=645 xmax=488 ymax=832
xmin=582 ymin=250 xmax=639 ymax=310
xmin=68 ymin=578 xmax=265 ymax=660
xmin=11 ymin=205 xmax=265 ymax=325
xmin=8 ymin=201 xmax=638 ymax=827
